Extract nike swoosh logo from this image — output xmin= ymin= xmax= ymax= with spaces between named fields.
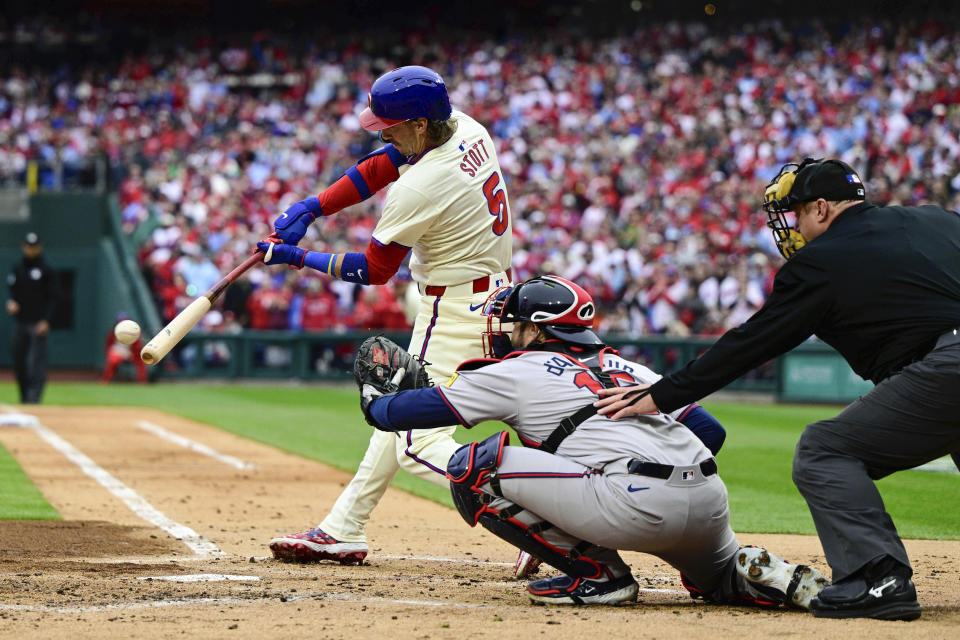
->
xmin=627 ymin=485 xmax=649 ymax=492
xmin=279 ymin=213 xmax=288 ymax=219
xmin=469 ymin=303 xmax=484 ymax=311
xmin=358 ymin=268 xmax=364 ymax=280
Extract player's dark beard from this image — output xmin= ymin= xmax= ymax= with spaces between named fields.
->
xmin=489 ymin=333 xmax=514 ymax=359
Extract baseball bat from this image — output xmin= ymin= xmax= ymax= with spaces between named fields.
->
xmin=140 ymin=246 xmax=271 ymax=366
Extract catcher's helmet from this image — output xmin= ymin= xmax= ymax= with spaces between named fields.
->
xmin=358 ymin=65 xmax=452 ymax=132
xmin=480 ymin=275 xmax=602 ymax=358
xmin=762 ymin=158 xmax=865 ymax=259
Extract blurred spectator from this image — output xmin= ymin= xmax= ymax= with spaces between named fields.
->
xmin=293 ymin=277 xmax=342 ymax=332
xmin=102 ymin=313 xmax=147 ymax=384
xmin=247 ymin=276 xmax=291 ymax=330
xmin=349 ymin=284 xmax=412 ymax=332
xmin=4 ymin=15 xmax=960 ymax=336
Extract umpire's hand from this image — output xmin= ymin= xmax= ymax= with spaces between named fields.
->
xmin=594 ymin=384 xmax=658 ymax=419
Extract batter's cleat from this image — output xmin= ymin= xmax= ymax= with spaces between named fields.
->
xmin=810 ymin=574 xmax=921 ymax=621
xmin=736 ymin=546 xmax=829 ymax=609
xmin=527 ymin=573 xmax=639 ymax=606
xmin=514 ymin=551 xmax=543 ymax=580
xmin=269 ymin=527 xmax=368 ymax=565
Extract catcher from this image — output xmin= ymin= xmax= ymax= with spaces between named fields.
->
xmin=352 ymin=275 xmax=829 ymax=608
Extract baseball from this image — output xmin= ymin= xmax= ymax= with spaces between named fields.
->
xmin=114 ymin=319 xmax=141 ymax=345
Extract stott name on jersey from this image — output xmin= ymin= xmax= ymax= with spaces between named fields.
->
xmin=458 ymin=138 xmax=492 ymax=177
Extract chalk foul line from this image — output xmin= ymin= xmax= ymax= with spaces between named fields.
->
xmin=137 ymin=420 xmax=255 ymax=470
xmin=1 ymin=407 xmax=223 ymax=558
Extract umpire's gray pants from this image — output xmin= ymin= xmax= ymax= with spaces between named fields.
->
xmin=792 ymin=337 xmax=960 ymax=582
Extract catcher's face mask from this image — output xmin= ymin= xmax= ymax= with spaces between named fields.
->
xmin=762 ymin=160 xmax=813 ymax=259
xmin=480 ymin=285 xmax=516 ymax=359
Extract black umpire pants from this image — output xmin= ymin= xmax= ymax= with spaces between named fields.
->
xmin=12 ymin=322 xmax=49 ymax=404
xmin=793 ymin=332 xmax=960 ymax=583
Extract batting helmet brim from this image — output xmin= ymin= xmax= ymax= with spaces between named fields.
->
xmin=359 ymin=107 xmax=408 ymax=132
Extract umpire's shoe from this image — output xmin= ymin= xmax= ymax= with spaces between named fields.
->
xmin=527 ymin=573 xmax=638 ymax=605
xmin=810 ymin=574 xmax=921 ymax=621
xmin=736 ymin=546 xmax=829 ymax=609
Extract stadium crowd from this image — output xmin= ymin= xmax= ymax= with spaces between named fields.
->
xmin=3 ymin=15 xmax=960 ymax=336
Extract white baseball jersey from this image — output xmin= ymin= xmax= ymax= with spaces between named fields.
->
xmin=372 ymin=110 xmax=513 ymax=286
xmin=439 ymin=349 xmax=712 ymax=470
xmin=319 ymin=111 xmax=514 ymax=542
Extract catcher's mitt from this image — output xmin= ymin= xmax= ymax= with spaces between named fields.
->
xmin=353 ymin=335 xmax=431 ymax=426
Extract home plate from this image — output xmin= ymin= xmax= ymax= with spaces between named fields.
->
xmin=138 ymin=574 xmax=261 ymax=583
xmin=0 ymin=413 xmax=38 ymax=428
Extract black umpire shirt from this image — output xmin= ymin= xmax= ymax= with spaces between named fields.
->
xmin=7 ymin=256 xmax=58 ymax=324
xmin=651 ymin=201 xmax=960 ymax=412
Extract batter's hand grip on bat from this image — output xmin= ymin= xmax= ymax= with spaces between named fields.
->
xmin=140 ymin=297 xmax=212 ymax=366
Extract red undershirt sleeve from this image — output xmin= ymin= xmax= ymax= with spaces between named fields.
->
xmin=364 ymin=238 xmax=411 ymax=285
xmin=316 ymin=145 xmax=407 ymax=215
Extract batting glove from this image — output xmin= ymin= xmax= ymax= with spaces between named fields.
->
xmin=257 ymin=241 xmax=306 ymax=269
xmin=273 ymin=196 xmax=322 ymax=245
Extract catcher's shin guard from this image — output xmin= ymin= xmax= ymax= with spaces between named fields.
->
xmin=477 ymin=512 xmax=602 ymax=579
xmin=447 ymin=431 xmax=602 ymax=579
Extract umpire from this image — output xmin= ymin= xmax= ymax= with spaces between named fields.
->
xmin=595 ymin=158 xmax=960 ymax=621
xmin=6 ymin=232 xmax=58 ymax=404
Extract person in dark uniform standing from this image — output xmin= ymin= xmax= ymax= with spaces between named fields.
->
xmin=6 ymin=232 xmax=58 ymax=404
xmin=594 ymin=158 xmax=960 ymax=622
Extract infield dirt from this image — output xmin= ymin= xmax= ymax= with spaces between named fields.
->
xmin=0 ymin=406 xmax=956 ymax=639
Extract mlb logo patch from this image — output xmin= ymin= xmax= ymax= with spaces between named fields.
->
xmin=682 ymin=470 xmax=696 ymax=480
xmin=846 ymin=174 xmax=862 ymax=184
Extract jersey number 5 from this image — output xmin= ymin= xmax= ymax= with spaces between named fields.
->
xmin=483 ymin=171 xmax=509 ymax=236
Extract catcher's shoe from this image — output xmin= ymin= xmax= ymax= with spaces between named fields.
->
xmin=269 ymin=527 xmax=368 ymax=565
xmin=736 ymin=546 xmax=829 ymax=609
xmin=527 ymin=573 xmax=638 ymax=606
xmin=514 ymin=551 xmax=543 ymax=580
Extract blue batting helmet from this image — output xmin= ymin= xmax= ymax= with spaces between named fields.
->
xmin=358 ymin=65 xmax=452 ymax=132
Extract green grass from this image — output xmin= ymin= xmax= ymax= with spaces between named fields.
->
xmin=0 ymin=440 xmax=60 ymax=520
xmin=706 ymin=403 xmax=960 ymax=539
xmin=1 ymin=382 xmax=957 ymax=539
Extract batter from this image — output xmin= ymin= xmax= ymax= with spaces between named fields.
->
xmin=259 ymin=66 xmax=512 ymax=563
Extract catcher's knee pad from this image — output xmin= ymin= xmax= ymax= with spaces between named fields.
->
xmin=477 ymin=513 xmax=603 ymax=579
xmin=448 ymin=430 xmax=509 ymax=525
